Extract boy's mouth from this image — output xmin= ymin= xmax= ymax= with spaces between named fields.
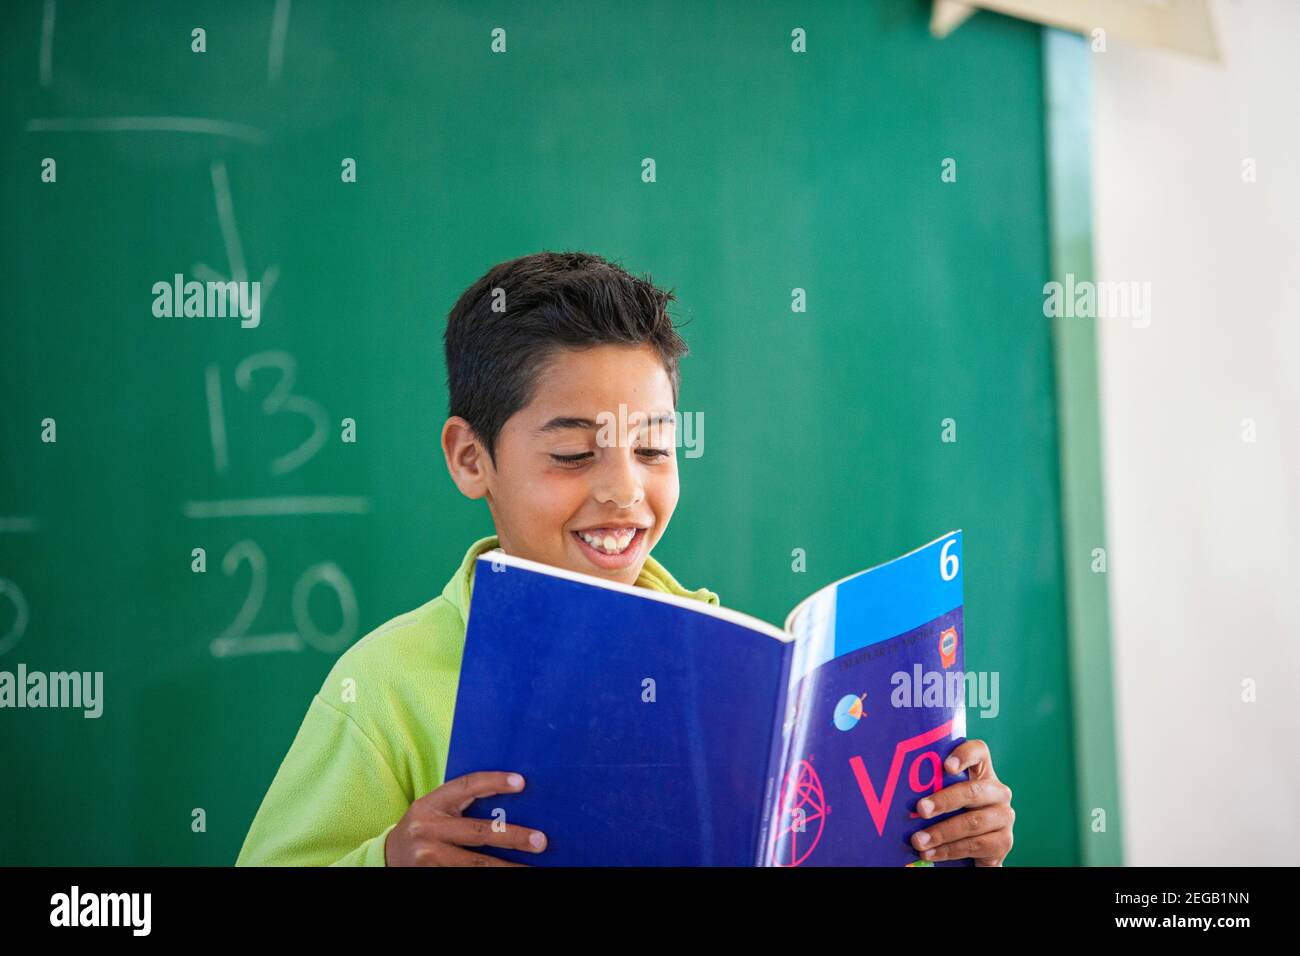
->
xmin=570 ymin=526 xmax=648 ymax=570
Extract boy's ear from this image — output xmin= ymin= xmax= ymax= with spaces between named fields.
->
xmin=441 ymin=416 xmax=492 ymax=499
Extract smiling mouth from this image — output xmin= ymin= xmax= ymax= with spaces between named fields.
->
xmin=573 ymin=526 xmax=642 ymax=555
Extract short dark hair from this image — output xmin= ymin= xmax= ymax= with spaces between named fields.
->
xmin=444 ymin=251 xmax=689 ymax=464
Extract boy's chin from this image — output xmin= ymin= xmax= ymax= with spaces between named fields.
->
xmin=571 ymin=561 xmax=642 ymax=585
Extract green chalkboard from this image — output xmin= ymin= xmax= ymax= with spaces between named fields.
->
xmin=1 ymin=0 xmax=1078 ymax=865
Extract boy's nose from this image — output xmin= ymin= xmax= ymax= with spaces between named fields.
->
xmin=593 ymin=453 xmax=645 ymax=509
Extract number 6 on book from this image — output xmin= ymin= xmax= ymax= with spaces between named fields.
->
xmin=940 ymin=538 xmax=959 ymax=581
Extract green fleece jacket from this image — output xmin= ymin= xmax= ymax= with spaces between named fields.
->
xmin=236 ymin=534 xmax=719 ymax=866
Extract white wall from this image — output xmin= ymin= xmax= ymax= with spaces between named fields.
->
xmin=1092 ymin=0 xmax=1300 ymax=865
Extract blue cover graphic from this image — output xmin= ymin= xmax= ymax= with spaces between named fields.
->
xmin=766 ymin=611 xmax=969 ymax=867
xmin=767 ymin=533 xmax=970 ymax=866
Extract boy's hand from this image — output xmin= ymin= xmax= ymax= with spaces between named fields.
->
xmin=385 ymin=771 xmax=548 ymax=866
xmin=910 ymin=739 xmax=1014 ymax=866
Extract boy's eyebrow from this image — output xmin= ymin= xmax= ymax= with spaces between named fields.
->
xmin=536 ymin=412 xmax=676 ymax=434
xmin=536 ymin=416 xmax=599 ymax=433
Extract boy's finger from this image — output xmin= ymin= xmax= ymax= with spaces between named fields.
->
xmin=916 ymin=828 xmax=1012 ymax=864
xmin=437 ymin=846 xmax=530 ymax=868
xmin=426 ymin=771 xmax=526 ymax=813
xmin=915 ymin=777 xmax=1011 ymax=818
xmin=943 ymin=739 xmax=992 ymax=776
xmin=911 ymin=803 xmax=1013 ymax=852
xmin=440 ymin=816 xmax=548 ymax=854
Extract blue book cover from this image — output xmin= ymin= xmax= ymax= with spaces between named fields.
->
xmin=445 ymin=531 xmax=970 ymax=866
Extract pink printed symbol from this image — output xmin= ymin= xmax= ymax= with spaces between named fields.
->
xmin=847 ymin=721 xmax=954 ymax=836
xmin=770 ymin=759 xmax=827 ymax=867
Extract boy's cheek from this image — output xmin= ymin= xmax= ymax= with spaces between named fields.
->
xmin=655 ymin=477 xmax=681 ymax=534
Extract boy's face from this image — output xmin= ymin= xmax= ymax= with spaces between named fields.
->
xmin=445 ymin=343 xmax=680 ymax=587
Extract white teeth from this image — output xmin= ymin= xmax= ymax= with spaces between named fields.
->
xmin=577 ymin=528 xmax=637 ymax=554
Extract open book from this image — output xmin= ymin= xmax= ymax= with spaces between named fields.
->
xmin=445 ymin=531 xmax=969 ymax=866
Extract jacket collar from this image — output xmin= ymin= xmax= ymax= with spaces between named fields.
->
xmin=441 ymin=534 xmax=719 ymax=627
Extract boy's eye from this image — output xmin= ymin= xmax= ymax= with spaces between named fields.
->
xmin=550 ymin=452 xmax=593 ymax=467
xmin=549 ymin=448 xmax=670 ymax=467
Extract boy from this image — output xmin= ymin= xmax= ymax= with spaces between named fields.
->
xmin=236 ymin=251 xmax=1014 ymax=866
